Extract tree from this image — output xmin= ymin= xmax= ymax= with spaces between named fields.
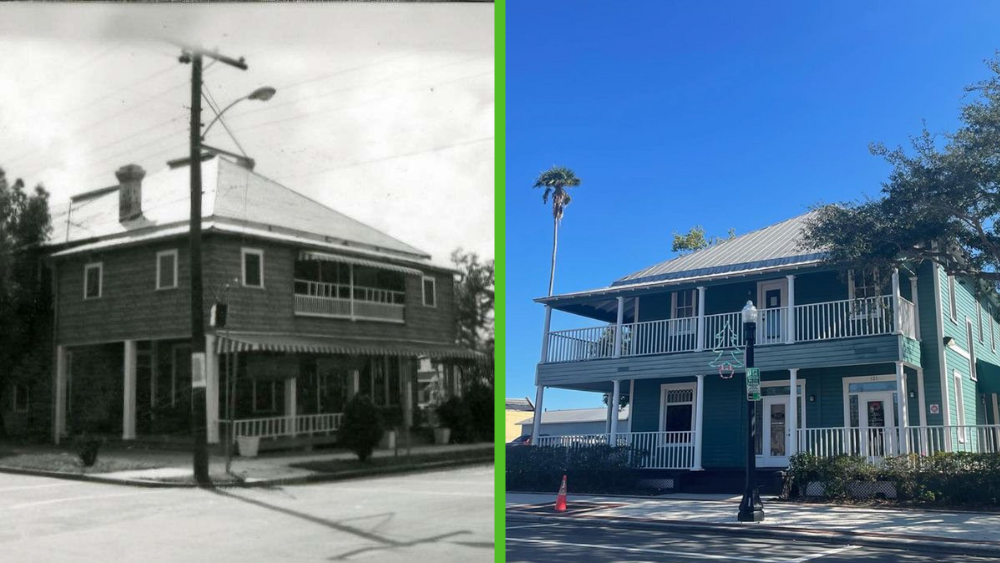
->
xmin=671 ymin=226 xmax=736 ymax=254
xmin=801 ymin=54 xmax=1000 ymax=288
xmin=451 ymin=249 xmax=494 ymax=355
xmin=0 ymin=167 xmax=51 ymax=437
xmin=601 ymin=392 xmax=629 ymax=411
xmin=533 ymin=166 xmax=581 ymax=296
xmin=339 ymin=395 xmax=384 ymax=462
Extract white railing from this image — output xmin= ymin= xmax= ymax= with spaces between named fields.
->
xmin=546 ymin=325 xmax=617 ymax=363
xmin=534 ymin=431 xmax=696 ymax=470
xmin=903 ymin=425 xmax=1000 ymax=456
xmin=704 ymin=311 xmax=741 ymax=348
xmin=796 ymin=425 xmax=1000 ymax=464
xmin=757 ymin=307 xmax=787 ymax=346
xmin=623 ymin=318 xmax=698 ymax=356
xmin=223 ymin=413 xmax=344 ymax=441
xmin=898 ymin=297 xmax=917 ymax=340
xmin=794 ymin=296 xmax=894 ymax=342
xmin=294 ymin=279 xmax=405 ymax=322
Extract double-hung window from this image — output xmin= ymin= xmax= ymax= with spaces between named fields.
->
xmin=954 ymin=370 xmax=967 ymax=442
xmin=672 ymin=289 xmax=697 ymax=335
xmin=422 ymin=276 xmax=436 ymax=307
xmin=660 ymin=384 xmax=696 ymax=444
xmin=242 ymin=248 xmax=264 ymax=288
xmin=948 ymin=274 xmax=958 ymax=322
xmin=156 ymin=249 xmax=178 ymax=290
xmin=83 ymin=262 xmax=103 ymax=299
xmin=848 ymin=269 xmax=881 ymax=319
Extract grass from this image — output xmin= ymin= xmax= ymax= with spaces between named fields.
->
xmin=291 ymin=444 xmax=493 ymax=474
xmin=0 ymin=450 xmax=165 ymax=475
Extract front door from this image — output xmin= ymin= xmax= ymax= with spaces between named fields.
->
xmin=761 ymin=396 xmax=790 ymax=467
xmin=757 ymin=279 xmax=787 ymax=344
xmin=859 ymin=392 xmax=896 ymax=459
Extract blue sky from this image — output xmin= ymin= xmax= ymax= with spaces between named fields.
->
xmin=505 ymin=2 xmax=1000 ymax=411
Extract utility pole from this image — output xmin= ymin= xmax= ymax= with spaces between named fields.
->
xmin=179 ymin=45 xmax=247 ymax=485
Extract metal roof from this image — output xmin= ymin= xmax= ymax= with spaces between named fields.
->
xmin=47 ymin=157 xmax=430 ymax=261
xmin=516 ymin=406 xmax=630 ymax=426
xmin=613 ymin=211 xmax=823 ymax=287
xmin=505 ymin=398 xmax=534 ymax=412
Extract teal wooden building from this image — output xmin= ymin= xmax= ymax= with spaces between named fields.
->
xmin=529 ymin=212 xmax=1000 ymax=472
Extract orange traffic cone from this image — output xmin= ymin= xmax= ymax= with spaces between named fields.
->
xmin=554 ymin=474 xmax=568 ymax=512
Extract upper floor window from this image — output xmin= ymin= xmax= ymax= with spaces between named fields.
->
xmin=242 ymin=248 xmax=264 ymax=288
xmin=156 ymin=249 xmax=178 ymax=290
xmin=83 ymin=262 xmax=102 ymax=299
xmin=848 ymin=269 xmax=880 ymax=300
xmin=948 ymin=274 xmax=957 ymax=321
xmin=672 ymin=289 xmax=696 ymax=318
xmin=422 ymin=276 xmax=436 ymax=307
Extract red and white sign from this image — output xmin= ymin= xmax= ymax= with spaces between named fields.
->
xmin=929 ymin=404 xmax=940 ymax=415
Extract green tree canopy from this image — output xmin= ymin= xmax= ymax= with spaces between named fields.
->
xmin=533 ymin=165 xmax=582 ymax=296
xmin=801 ymin=55 xmax=1000 ymax=288
xmin=671 ymin=226 xmax=736 ymax=254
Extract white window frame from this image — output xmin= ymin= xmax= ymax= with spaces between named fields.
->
xmin=156 ymin=249 xmax=179 ymax=290
xmin=83 ymin=262 xmax=103 ymax=300
xmin=978 ymin=302 xmax=984 ymax=343
xmin=755 ymin=380 xmax=807 ymax=460
xmin=422 ymin=276 xmax=437 ymax=307
xmin=948 ymin=274 xmax=958 ymax=323
xmin=967 ymin=319 xmax=978 ymax=382
xmin=11 ymin=383 xmax=29 ymax=413
xmin=241 ymin=248 xmax=265 ymax=288
xmin=848 ymin=269 xmax=882 ymax=320
xmin=842 ymin=373 xmax=898 ymax=430
xmin=658 ymin=382 xmax=697 ymax=442
xmin=671 ymin=290 xmax=697 ymax=335
xmin=954 ymin=370 xmax=967 ymax=442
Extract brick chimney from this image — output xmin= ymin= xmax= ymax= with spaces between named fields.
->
xmin=115 ymin=163 xmax=146 ymax=222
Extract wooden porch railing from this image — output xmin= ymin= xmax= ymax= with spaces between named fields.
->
xmin=533 ymin=431 xmax=696 ymax=470
xmin=294 ymin=279 xmax=405 ymax=322
xmin=222 ymin=413 xmax=344 ymax=440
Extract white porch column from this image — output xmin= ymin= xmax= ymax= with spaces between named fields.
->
xmin=788 ymin=368 xmax=798 ymax=457
xmin=540 ymin=305 xmax=552 ymax=363
xmin=696 ymin=287 xmax=706 ymax=351
xmin=205 ymin=334 xmax=220 ymax=444
xmin=401 ymin=358 xmax=414 ymax=427
xmin=895 ymin=361 xmax=908 ymax=454
xmin=609 ymin=379 xmax=621 ymax=443
xmin=628 ymin=379 xmax=635 ymax=433
xmin=531 ymin=385 xmax=545 ymax=444
xmin=605 ymin=395 xmax=614 ymax=434
xmin=53 ymin=345 xmax=67 ymax=444
xmin=123 ymin=340 xmax=137 ymax=440
xmin=284 ymin=377 xmax=297 ymax=437
xmin=350 ymin=369 xmax=360 ymax=399
xmin=910 ymin=276 xmax=921 ymax=340
xmin=693 ymin=374 xmax=705 ymax=470
xmin=786 ymin=275 xmax=796 ymax=344
xmin=614 ymin=296 xmax=625 ymax=357
xmin=891 ymin=269 xmax=902 ymax=335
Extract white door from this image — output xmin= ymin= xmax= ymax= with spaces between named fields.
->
xmin=757 ymin=279 xmax=788 ymax=345
xmin=859 ymin=391 xmax=896 ymax=459
xmin=761 ymin=395 xmax=790 ymax=467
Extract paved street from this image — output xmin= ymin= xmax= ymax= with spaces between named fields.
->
xmin=0 ymin=464 xmax=493 ymax=562
xmin=507 ymin=520 xmax=1000 ymax=562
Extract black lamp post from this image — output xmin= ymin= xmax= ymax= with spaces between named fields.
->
xmin=738 ymin=300 xmax=765 ymax=522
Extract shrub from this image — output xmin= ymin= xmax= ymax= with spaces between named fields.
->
xmin=464 ymin=381 xmax=494 ymax=442
xmin=506 ymin=444 xmax=646 ymax=494
xmin=73 ymin=435 xmax=103 ymax=467
xmin=435 ymin=396 xmax=473 ymax=443
xmin=339 ymin=395 xmax=384 ymax=462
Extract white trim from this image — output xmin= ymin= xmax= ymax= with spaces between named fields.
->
xmin=917 ymin=367 xmax=927 ymax=427
xmin=841 ymin=373 xmax=898 ymax=429
xmin=966 ymin=318 xmax=978 ymax=381
xmin=756 ymin=378 xmax=806 ymax=466
xmin=155 ymin=249 xmax=179 ymax=290
xmin=422 ymin=276 xmax=437 ymax=307
xmin=992 ymin=393 xmax=999 ymax=428
xmin=241 ymin=247 xmax=265 ymax=288
xmin=756 ymin=278 xmax=788 ymax=312
xmin=954 ymin=370 xmax=966 ymax=442
xmin=658 ymin=381 xmax=697 ymax=433
xmin=948 ymin=274 xmax=958 ymax=323
xmin=978 ymin=302 xmax=985 ymax=343
xmin=83 ymin=262 xmax=103 ymax=299
xmin=671 ymin=290 xmax=696 ymax=335
xmin=933 ymin=266 xmax=952 ymax=445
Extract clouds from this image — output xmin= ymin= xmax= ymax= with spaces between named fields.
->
xmin=0 ymin=2 xmax=494 ymax=262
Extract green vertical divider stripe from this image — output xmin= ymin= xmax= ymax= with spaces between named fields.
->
xmin=494 ymin=1 xmax=505 ymax=562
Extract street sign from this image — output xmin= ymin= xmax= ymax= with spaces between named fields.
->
xmin=191 ymin=352 xmax=207 ymax=388
xmin=746 ymin=367 xmax=760 ymax=401
xmin=930 ymin=403 xmax=940 ymax=415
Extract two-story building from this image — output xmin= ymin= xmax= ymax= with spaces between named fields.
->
xmin=530 ymin=212 xmax=1000 ymax=478
xmin=43 ymin=156 xmax=478 ymax=447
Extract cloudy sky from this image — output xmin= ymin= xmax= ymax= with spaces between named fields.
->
xmin=0 ymin=3 xmax=494 ymax=262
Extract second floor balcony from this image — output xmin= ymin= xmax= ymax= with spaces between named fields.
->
xmin=543 ymin=293 xmax=917 ymax=364
xmin=293 ymin=256 xmax=408 ymax=323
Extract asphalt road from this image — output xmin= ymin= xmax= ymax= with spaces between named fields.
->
xmin=0 ymin=464 xmax=494 ymax=562
xmin=506 ymin=519 xmax=1000 ymax=563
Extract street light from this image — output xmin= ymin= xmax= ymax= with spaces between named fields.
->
xmin=738 ymin=300 xmax=764 ymax=523
xmin=202 ymin=86 xmax=277 ymax=139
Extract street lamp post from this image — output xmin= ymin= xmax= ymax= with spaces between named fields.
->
xmin=738 ymin=300 xmax=764 ymax=522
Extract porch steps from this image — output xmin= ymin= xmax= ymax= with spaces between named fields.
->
xmin=642 ymin=469 xmax=785 ymax=495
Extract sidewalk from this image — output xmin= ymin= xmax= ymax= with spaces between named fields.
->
xmin=506 ymin=491 xmax=1000 ymax=556
xmin=0 ymin=442 xmax=493 ymax=487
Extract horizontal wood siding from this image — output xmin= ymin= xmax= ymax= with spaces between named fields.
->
xmin=917 ymin=261 xmax=945 ymax=425
xmin=702 ymin=373 xmax=745 ymax=468
xmin=537 ymin=334 xmax=900 ymax=387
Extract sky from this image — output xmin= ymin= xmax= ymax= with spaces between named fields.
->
xmin=505 ymin=2 xmax=1000 ymax=411
xmin=0 ymin=3 xmax=494 ymax=265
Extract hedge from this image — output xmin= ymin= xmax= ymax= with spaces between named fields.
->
xmin=506 ymin=445 xmax=645 ymax=494
xmin=786 ymin=452 xmax=1000 ymax=505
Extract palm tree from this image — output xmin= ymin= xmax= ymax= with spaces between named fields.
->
xmin=533 ymin=166 xmax=581 ymax=296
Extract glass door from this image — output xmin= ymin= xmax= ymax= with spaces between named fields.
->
xmin=761 ymin=396 xmax=790 ymax=466
xmin=859 ymin=391 xmax=896 ymax=459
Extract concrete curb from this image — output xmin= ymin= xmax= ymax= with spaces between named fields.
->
xmin=506 ymin=512 xmax=1000 ymax=558
xmin=0 ymin=455 xmax=494 ymax=489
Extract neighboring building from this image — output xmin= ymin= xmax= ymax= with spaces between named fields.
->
xmin=505 ymin=397 xmax=533 ymax=442
xmin=517 ymin=406 xmax=629 ymax=438
xmin=41 ymin=156 xmax=478 ymax=445
xmin=530 ymin=212 xmax=1000 ymax=474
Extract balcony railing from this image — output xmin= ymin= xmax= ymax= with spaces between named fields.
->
xmin=222 ymin=412 xmax=344 ymax=440
xmin=294 ymin=279 xmax=405 ymax=323
xmin=797 ymin=425 xmax=1000 ymax=463
xmin=534 ymin=431 xmax=696 ymax=469
xmin=545 ymin=295 xmax=911 ymax=364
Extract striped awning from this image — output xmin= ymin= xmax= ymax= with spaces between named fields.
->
xmin=216 ymin=332 xmax=483 ymax=361
xmin=298 ymin=250 xmax=423 ymax=276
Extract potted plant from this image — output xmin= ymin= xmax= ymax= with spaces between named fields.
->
xmin=237 ymin=435 xmax=260 ymax=457
xmin=434 ymin=397 xmax=469 ymax=445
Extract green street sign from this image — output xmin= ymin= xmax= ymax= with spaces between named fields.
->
xmin=746 ymin=367 xmax=761 ymax=401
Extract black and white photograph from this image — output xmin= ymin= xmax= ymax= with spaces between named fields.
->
xmin=0 ymin=2 xmax=494 ymax=561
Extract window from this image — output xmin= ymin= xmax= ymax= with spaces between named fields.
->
xmin=849 ymin=269 xmax=879 ymax=300
xmin=968 ymin=320 xmax=978 ymax=382
xmin=978 ymin=303 xmax=984 ymax=343
xmin=660 ymin=384 xmax=696 ymax=443
xmin=954 ymin=370 xmax=967 ymax=442
xmin=422 ymin=276 xmax=436 ymax=307
xmin=252 ymin=380 xmax=277 ymax=413
xmin=948 ymin=275 xmax=957 ymax=321
xmin=11 ymin=383 xmax=29 ymax=413
xmin=83 ymin=262 xmax=102 ymax=299
xmin=242 ymin=248 xmax=264 ymax=288
xmin=156 ymin=249 xmax=178 ymax=290
xmin=672 ymin=290 xmax=696 ymax=318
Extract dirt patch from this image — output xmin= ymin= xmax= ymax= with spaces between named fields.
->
xmin=0 ymin=450 xmax=165 ymax=475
